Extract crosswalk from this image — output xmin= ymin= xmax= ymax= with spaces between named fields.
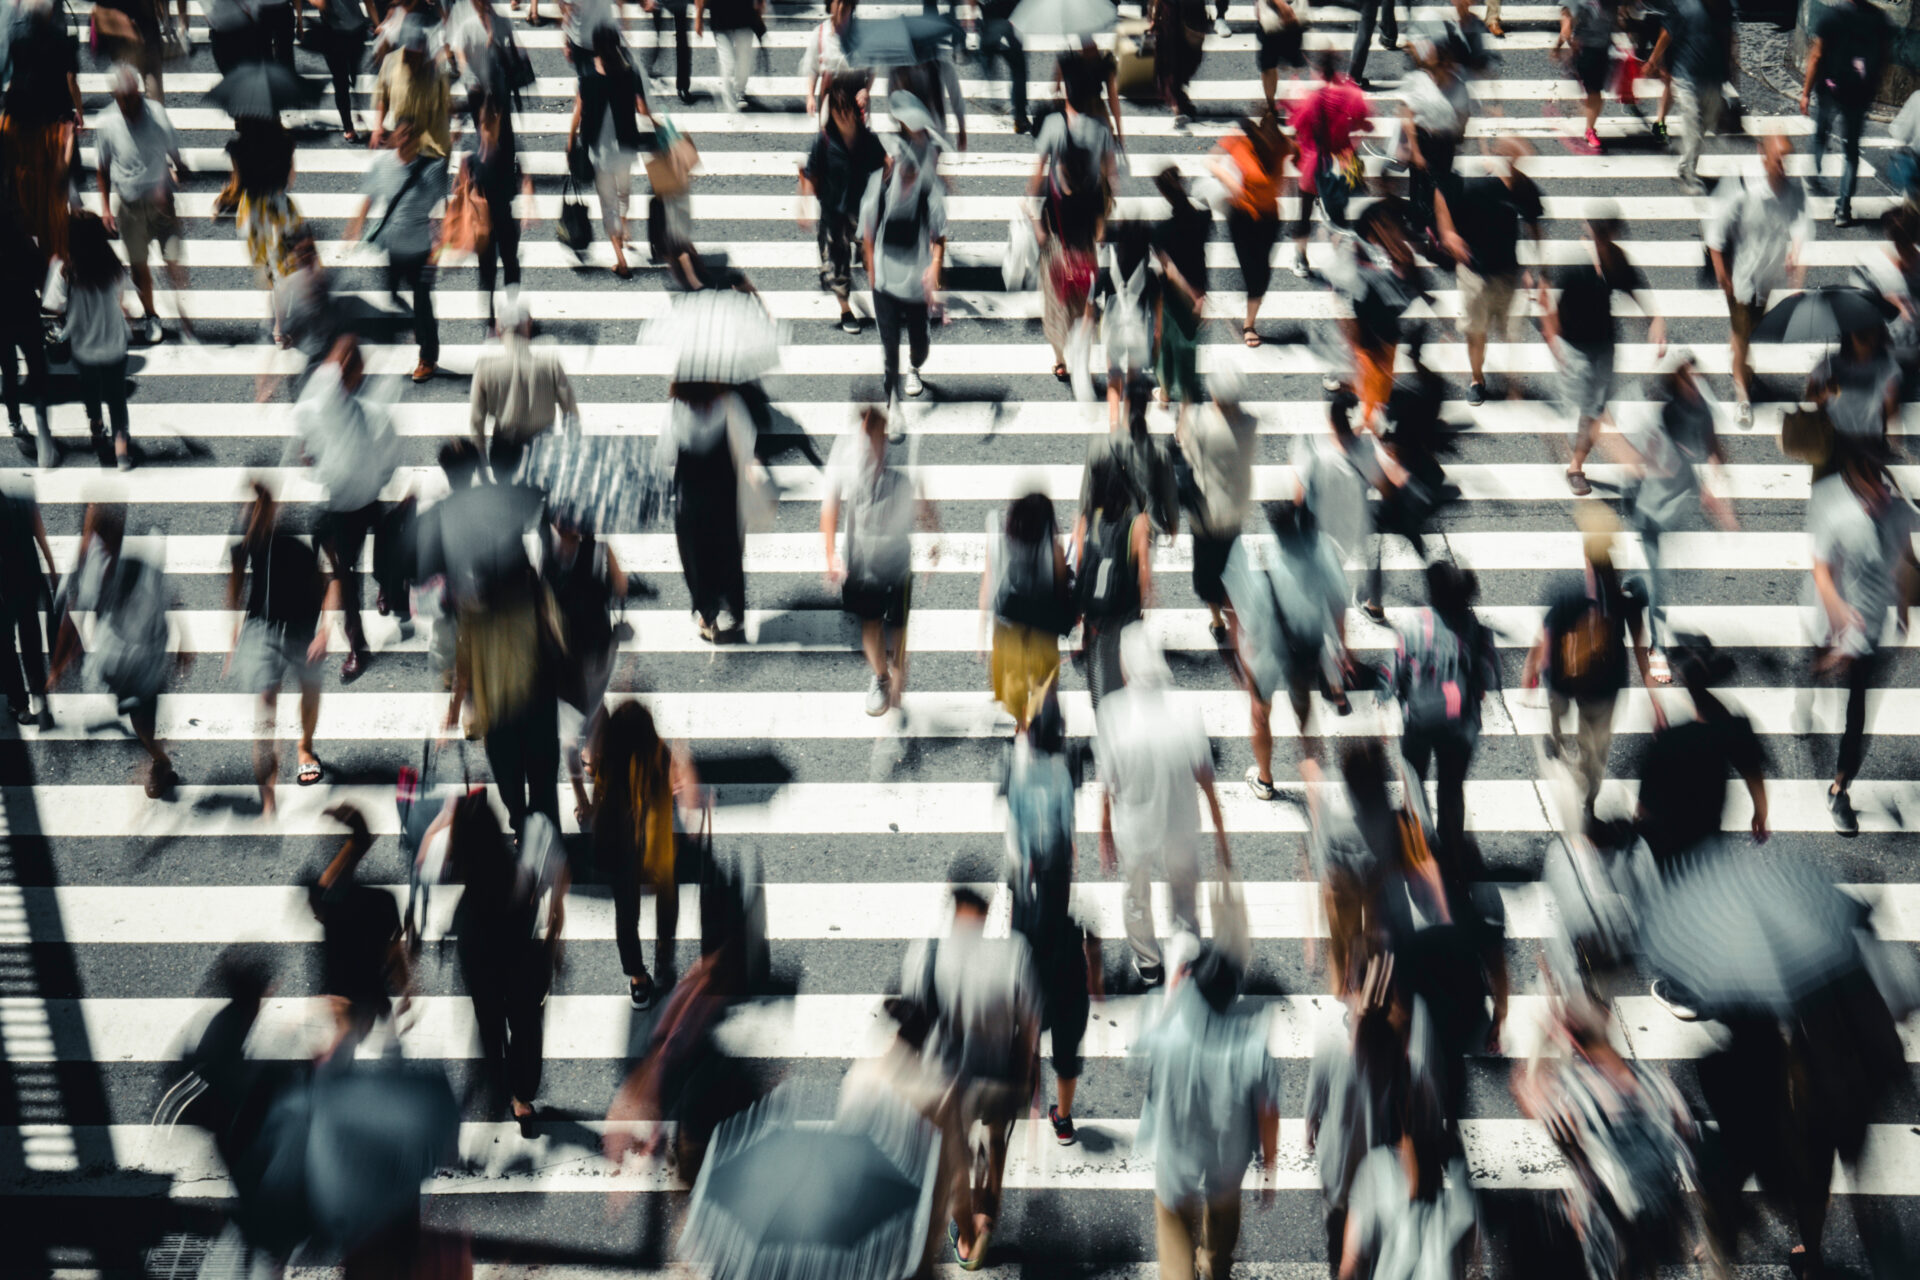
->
xmin=7 ymin=0 xmax=1920 ymax=1274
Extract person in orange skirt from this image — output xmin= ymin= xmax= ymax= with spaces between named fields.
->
xmin=1 ymin=1 xmax=82 ymax=262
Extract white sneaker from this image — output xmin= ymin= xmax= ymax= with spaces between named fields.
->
xmin=903 ymin=369 xmax=924 ymax=398
xmin=1292 ymin=260 xmax=1312 ymax=279
xmin=1735 ymin=400 xmax=1752 ymax=428
xmin=715 ymin=608 xmax=739 ymax=635
xmin=1213 ymin=16 xmax=1231 ymax=36
xmin=865 ymin=673 xmax=890 ymax=716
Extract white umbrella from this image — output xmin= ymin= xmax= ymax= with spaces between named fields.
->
xmin=1010 ymin=0 xmax=1118 ymax=37
xmin=641 ymin=289 xmax=783 ymax=385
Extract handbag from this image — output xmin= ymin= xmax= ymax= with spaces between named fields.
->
xmin=440 ymin=157 xmax=491 ymax=259
xmin=1207 ymin=871 xmax=1252 ymax=974
xmin=556 ymin=177 xmax=592 ymax=254
xmin=567 ymin=134 xmax=595 ymax=184
xmin=645 ymin=118 xmax=697 ymax=197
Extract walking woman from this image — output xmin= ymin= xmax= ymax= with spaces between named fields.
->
xmin=1 ymin=1 xmax=82 ymax=261
xmin=1211 ymin=112 xmax=1289 ymax=348
xmin=568 ymin=26 xmax=651 ymax=278
xmin=451 ymin=791 xmax=557 ymax=1134
xmin=60 ymin=214 xmax=134 ymax=470
xmin=226 ymin=118 xmax=303 ymax=339
xmin=1030 ymin=109 xmax=1110 ymax=386
xmin=980 ymin=491 xmax=1071 ymax=732
xmin=545 ymin=511 xmax=627 ymax=825
xmin=594 ymin=700 xmax=698 ymax=1010
xmin=656 ymin=381 xmax=772 ymax=643
xmin=0 ymin=207 xmax=53 ymax=468
xmin=309 ymin=0 xmax=372 ymax=142
xmin=468 ymin=95 xmax=530 ymax=325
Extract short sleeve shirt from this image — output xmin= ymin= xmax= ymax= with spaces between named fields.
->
xmin=1554 ymin=259 xmax=1649 ymax=352
xmin=1627 ymin=419 xmax=1701 ymax=530
xmin=95 ymin=101 xmax=178 ymax=203
xmin=1811 ymin=350 xmax=1901 ymax=444
xmin=362 ymin=150 xmax=449 ymax=259
xmin=1035 ymin=109 xmax=1116 ymax=178
xmin=1806 ymin=471 xmax=1917 ymax=656
xmin=1133 ymin=982 xmax=1281 ymax=1208
xmin=3 ymin=25 xmax=78 ymax=125
xmin=1095 ymin=685 xmax=1213 ymax=860
xmin=1451 ymin=175 xmax=1541 ymax=280
xmin=857 ymin=165 xmax=947 ymax=302
xmin=1542 ymin=571 xmax=1646 ymax=698
xmin=1292 ymin=431 xmax=1383 ymax=560
xmin=1637 ymin=714 xmax=1765 ymax=864
xmin=231 ymin=523 xmax=327 ymax=635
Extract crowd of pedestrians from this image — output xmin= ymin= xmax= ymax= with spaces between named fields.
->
xmin=8 ymin=0 xmax=1920 ymax=1276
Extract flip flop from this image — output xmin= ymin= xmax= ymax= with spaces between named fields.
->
xmin=1242 ymin=324 xmax=1261 ymax=348
xmin=297 ymin=758 xmax=323 ymax=786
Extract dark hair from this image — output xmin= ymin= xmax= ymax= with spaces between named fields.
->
xmin=1339 ymin=739 xmax=1404 ymax=875
xmin=1352 ymin=1006 xmax=1409 ymax=1147
xmin=66 ymin=213 xmax=124 ymax=292
xmin=1425 ymin=561 xmax=1478 ymax=623
xmin=1089 ymin=454 xmax=1135 ymax=521
xmin=451 ymin=791 xmax=517 ymax=910
xmin=1314 ymin=48 xmax=1342 ymax=80
xmin=951 ymin=885 xmax=990 ymax=916
xmin=828 ymin=73 xmax=866 ymax=116
xmin=438 ymin=437 xmax=483 ymax=483
xmin=592 ymin=25 xmax=630 ymax=81
xmin=1188 ymin=943 xmax=1242 ymax=1014
xmin=1884 ymin=204 xmax=1918 ymax=251
xmin=1126 ymin=376 xmax=1152 ymax=439
xmin=1154 ymin=165 xmax=1191 ymax=212
xmin=1265 ymin=498 xmax=1315 ymax=544
xmin=594 ymin=701 xmax=670 ymax=848
xmin=1005 ymin=491 xmax=1057 ymax=547
xmin=1239 ymin=112 xmax=1286 ymax=173
xmin=882 ymin=994 xmax=933 ymax=1050
xmin=1329 ymin=389 xmax=1359 ymax=440
xmin=1027 ymin=675 xmax=1066 ymax=755
xmin=241 ymin=481 xmax=279 ymax=557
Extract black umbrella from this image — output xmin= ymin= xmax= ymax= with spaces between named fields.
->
xmin=1748 ymin=286 xmax=1891 ymax=345
xmin=680 ymin=1087 xmax=942 ymax=1280
xmin=842 ymin=15 xmax=962 ymax=69
xmin=1640 ymin=849 xmax=1866 ymax=1017
xmin=208 ymin=61 xmax=325 ymax=120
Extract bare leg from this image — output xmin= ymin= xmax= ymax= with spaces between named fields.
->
xmin=888 ymin=622 xmax=909 ymax=710
xmin=298 ymin=681 xmax=321 ymax=774
xmin=1250 ymin=697 xmax=1274 ymax=787
xmin=255 ymin=689 xmax=279 ymax=815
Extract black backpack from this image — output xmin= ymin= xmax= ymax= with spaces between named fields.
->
xmin=1076 ymin=507 xmax=1141 ymax=622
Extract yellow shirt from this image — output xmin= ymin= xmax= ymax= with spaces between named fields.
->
xmin=374 ymin=52 xmax=452 ymax=159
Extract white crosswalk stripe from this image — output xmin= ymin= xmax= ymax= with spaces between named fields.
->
xmin=10 ymin=3 xmax=1920 ymax=1273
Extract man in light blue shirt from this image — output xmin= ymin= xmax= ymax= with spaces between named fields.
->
xmin=347 ymin=116 xmax=448 ymax=383
xmin=859 ymin=92 xmax=948 ymax=406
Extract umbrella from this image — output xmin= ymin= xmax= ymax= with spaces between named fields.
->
xmin=207 ymin=61 xmax=325 ymax=120
xmin=1010 ymin=0 xmax=1118 ymax=37
xmin=642 ymin=289 xmax=782 ymax=385
xmin=514 ymin=431 xmax=671 ymax=532
xmin=841 ymin=14 xmax=963 ymax=69
xmin=1748 ymin=286 xmax=1892 ymax=345
xmin=680 ymin=1087 xmax=942 ymax=1280
xmin=305 ymin=1058 xmax=460 ymax=1252
xmin=1640 ymin=849 xmax=1866 ymax=1017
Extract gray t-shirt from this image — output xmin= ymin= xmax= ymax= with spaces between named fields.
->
xmin=1628 ymin=420 xmax=1701 ymax=531
xmin=362 ymin=150 xmax=448 ymax=259
xmin=1806 ymin=471 xmax=1917 ymax=656
xmin=1704 ymin=174 xmax=1812 ymax=306
xmin=825 ymin=427 xmax=916 ymax=587
xmin=1035 ymin=109 xmax=1115 ymax=175
xmin=1291 ymin=431 xmax=1382 ymax=564
xmin=857 ymin=164 xmax=947 ymax=303
xmin=1095 ymin=683 xmax=1213 ymax=861
xmin=95 ymin=100 xmax=178 ymax=203
xmin=1133 ymin=982 xmax=1281 ymax=1208
xmin=1811 ymin=350 xmax=1901 ymax=443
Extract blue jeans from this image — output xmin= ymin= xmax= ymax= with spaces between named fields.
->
xmin=1813 ymin=91 xmax=1867 ymax=213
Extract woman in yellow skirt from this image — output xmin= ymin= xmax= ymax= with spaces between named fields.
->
xmin=980 ymin=491 xmax=1071 ymax=731
xmin=592 ymin=699 xmax=698 ymax=1009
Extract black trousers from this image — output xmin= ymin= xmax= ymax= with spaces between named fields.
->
xmin=256 ymin=3 xmax=296 ymax=70
xmin=467 ymin=955 xmax=548 ymax=1106
xmin=1835 ymin=646 xmax=1885 ymax=786
xmin=477 ymin=197 xmax=522 ymax=310
xmin=1348 ymin=0 xmax=1400 ymax=82
xmin=0 ymin=601 xmax=47 ymax=710
xmin=319 ymin=501 xmax=381 ymax=654
xmin=386 ymin=251 xmax=440 ymax=364
xmin=612 ymin=847 xmax=679 ymax=982
xmin=977 ymin=20 xmax=1028 ymax=125
xmin=1 ymin=324 xmax=49 ymax=428
xmin=874 ymin=290 xmax=929 ymax=401
xmin=209 ymin=25 xmax=262 ymax=74
xmin=485 ymin=693 xmax=560 ymax=834
xmin=1227 ymin=206 xmax=1278 ymax=301
xmin=673 ymin=482 xmax=746 ymax=626
xmin=645 ymin=1 xmax=692 ymax=98
xmin=1409 ymin=128 xmax=1456 ymax=234
xmin=322 ymin=33 xmax=366 ymax=134
xmin=1402 ymin=723 xmax=1474 ymax=866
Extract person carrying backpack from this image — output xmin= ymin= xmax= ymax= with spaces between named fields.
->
xmin=1074 ymin=432 xmax=1153 ymax=709
xmin=981 ymin=491 xmax=1072 ymax=732
xmin=1227 ymin=499 xmax=1352 ymax=800
xmin=1522 ymin=505 xmax=1661 ymax=821
xmin=543 ymin=511 xmax=627 ymax=825
xmin=998 ymin=681 xmax=1093 ymax=1146
xmin=1392 ymin=562 xmax=1499 ymax=866
xmin=1177 ymin=368 xmax=1256 ymax=644
xmin=1800 ymin=0 xmax=1888 ymax=229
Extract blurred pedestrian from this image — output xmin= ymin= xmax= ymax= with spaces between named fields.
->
xmin=1294 ymin=390 xmax=1412 ymax=622
xmin=1648 ymin=0 xmax=1733 ymax=195
xmin=569 ymin=25 xmax=651 ymax=278
xmin=982 ymin=491 xmax=1070 ymax=731
xmin=1807 ymin=440 xmax=1919 ymax=834
xmin=1152 ymin=168 xmax=1211 ymax=412
xmin=95 ymin=63 xmax=192 ymax=347
xmin=1391 ymin=562 xmax=1497 ymax=864
xmin=1801 ymin=0 xmax=1886 ymax=227
xmin=1542 ymin=210 xmax=1663 ymax=493
xmin=1555 ymin=0 xmax=1619 ymax=153
xmin=310 ymin=0 xmax=373 ymax=142
xmin=346 ymin=115 xmax=447 ymax=383
xmin=445 ymin=554 xmax=562 ymax=837
xmin=1149 ymin=0 xmax=1207 ymax=127
xmin=645 ymin=0 xmax=694 ymax=106
xmin=1134 ymin=943 xmax=1282 ymax=1280
xmin=1230 ymin=499 xmax=1351 ymax=797
xmin=803 ymin=0 xmax=859 ymax=124
xmin=594 ymin=700 xmax=694 ymax=1008
xmin=801 ymin=77 xmax=887 ymax=336
xmin=1177 ymin=368 xmax=1253 ymax=643
xmin=1806 ymin=324 xmax=1900 ymax=450
xmin=560 ymin=0 xmax=623 ymax=72
xmin=823 ymin=405 xmax=933 ymax=717
xmin=224 ymin=117 xmax=299 ymax=315
xmin=1031 ymin=90 xmax=1112 ymax=386
xmin=903 ymin=884 xmax=1041 ymax=1269
xmin=1306 ymin=966 xmax=1410 ymax=1279
xmin=1055 ymin=37 xmax=1123 ymax=145
xmin=1705 ymin=136 xmax=1809 ymax=427
xmin=863 ymin=93 xmax=949 ymax=407
xmin=89 ymin=0 xmax=169 ymax=101
xmin=1254 ymin=0 xmax=1301 ymax=111
xmin=978 ymin=0 xmax=1028 ymax=134
xmin=0 ymin=475 xmax=55 ymax=729
xmin=694 ymin=0 xmax=761 ymax=112
xmin=206 ymin=0 xmax=260 ymax=74
xmin=1211 ymin=113 xmax=1288 ymax=348
xmin=49 ymin=504 xmax=181 ymax=797
xmin=262 ymin=227 xmax=340 ymax=402
xmin=451 ymin=791 xmax=557 ymax=1132
xmin=1001 ymin=683 xmax=1093 ymax=1146
xmin=1399 ymin=36 xmax=1468 ymax=241
xmin=1434 ymin=137 xmax=1540 ymax=405
xmin=255 ymin=0 xmax=298 ymax=69
xmin=1522 ymin=506 xmax=1661 ymax=820
xmin=1339 ymin=204 xmax=1422 ymax=432
xmin=0 ymin=207 xmax=51 ymax=467
xmin=1074 ymin=425 xmax=1153 ymax=709
xmin=545 ymin=512 xmax=626 ymax=823
xmin=1290 ymin=51 xmax=1369 ymax=277
xmin=1348 ymin=0 xmax=1398 ymax=87
xmin=1 ymin=0 xmax=80 ymax=260
xmin=371 ymin=17 xmax=453 ymax=157
xmin=308 ymin=803 xmax=408 ymax=1050
xmin=1097 ymin=624 xmax=1231 ymax=985
xmin=58 ymin=214 xmax=135 ymax=470
xmin=471 ymin=297 xmax=580 ymax=476
xmin=228 ymin=483 xmax=332 ymax=811
xmin=658 ymin=380 xmax=769 ymax=642
xmin=466 ymin=95 xmax=532 ymax=325
xmin=284 ymin=335 xmax=403 ymax=682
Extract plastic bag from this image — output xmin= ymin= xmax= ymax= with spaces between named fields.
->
xmin=1003 ymin=210 xmax=1037 ymax=291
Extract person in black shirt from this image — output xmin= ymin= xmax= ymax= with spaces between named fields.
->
xmin=1538 ymin=211 xmax=1663 ymax=495
xmin=1435 ymin=138 xmax=1542 ymax=405
xmin=1151 ymin=167 xmax=1210 ymax=409
xmin=1800 ymin=0 xmax=1888 ymax=227
xmin=3 ymin=3 xmax=81 ymax=259
xmin=1054 ymin=39 xmax=1123 ymax=145
xmin=800 ymin=78 xmax=887 ymax=336
xmin=308 ymin=804 xmax=408 ymax=1053
xmin=467 ymin=96 xmax=530 ymax=327
xmin=978 ymin=0 xmax=1030 ymax=134
xmin=1637 ymin=648 xmax=1768 ymax=875
xmin=0 ymin=477 xmax=55 ymax=728
xmin=228 ymin=483 xmax=333 ymax=812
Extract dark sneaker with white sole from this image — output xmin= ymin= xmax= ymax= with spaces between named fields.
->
xmin=1049 ymin=1104 xmax=1076 ymax=1145
xmin=1829 ymin=786 xmax=1859 ymax=835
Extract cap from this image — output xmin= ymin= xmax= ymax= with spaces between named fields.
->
xmin=886 ymin=90 xmax=953 ymax=152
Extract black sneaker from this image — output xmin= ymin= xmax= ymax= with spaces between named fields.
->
xmin=630 ymin=973 xmax=658 ymax=1009
xmin=1467 ymin=381 xmax=1486 ymax=407
xmin=1049 ymin=1104 xmax=1076 ymax=1145
xmin=1135 ymin=960 xmax=1165 ymax=987
xmin=1829 ymin=786 xmax=1859 ymax=836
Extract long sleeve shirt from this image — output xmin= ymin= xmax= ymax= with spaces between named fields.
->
xmin=469 ymin=335 xmax=580 ymax=450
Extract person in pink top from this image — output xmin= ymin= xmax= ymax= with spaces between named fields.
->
xmin=1289 ymin=51 xmax=1372 ymax=279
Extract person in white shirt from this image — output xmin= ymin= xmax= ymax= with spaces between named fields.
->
xmin=1706 ymin=134 xmax=1812 ymax=426
xmin=94 ymin=64 xmax=190 ymax=345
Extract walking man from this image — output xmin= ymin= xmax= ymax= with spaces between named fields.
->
xmin=860 ymin=93 xmax=948 ymax=408
xmin=94 ymin=64 xmax=192 ymax=344
xmin=346 ymin=116 xmax=447 ymax=383
xmin=1800 ymin=0 xmax=1887 ymax=227
xmin=1705 ymin=135 xmax=1810 ymax=427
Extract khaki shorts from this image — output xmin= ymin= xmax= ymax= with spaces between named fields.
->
xmin=117 ymin=195 xmax=182 ymax=265
xmin=1458 ymin=266 xmax=1518 ymax=341
xmin=1729 ymin=297 xmax=1767 ymax=344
